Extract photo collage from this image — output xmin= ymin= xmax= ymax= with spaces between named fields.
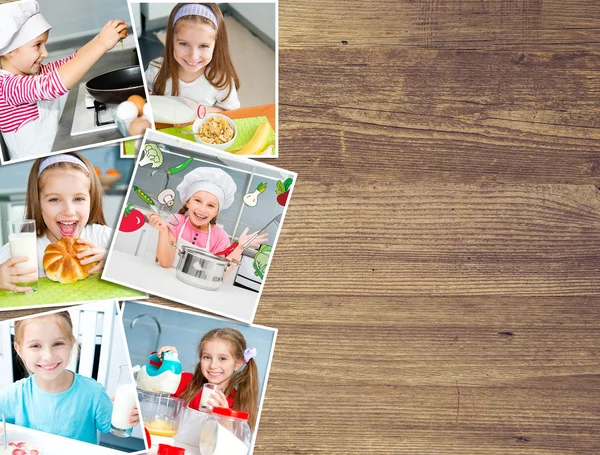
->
xmin=0 ymin=1 xmax=282 ymax=454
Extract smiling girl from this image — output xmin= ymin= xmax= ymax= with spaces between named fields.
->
xmin=0 ymin=1 xmax=128 ymax=160
xmin=148 ymin=166 xmax=267 ymax=270
xmin=0 ymin=312 xmax=139 ymax=444
xmin=0 ymin=153 xmax=111 ymax=293
xmin=157 ymin=327 xmax=259 ymax=429
xmin=145 ymin=3 xmax=240 ymax=113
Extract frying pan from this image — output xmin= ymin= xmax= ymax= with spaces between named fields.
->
xmin=85 ymin=66 xmax=145 ymax=105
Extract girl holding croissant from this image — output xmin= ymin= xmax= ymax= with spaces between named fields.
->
xmin=0 ymin=153 xmax=112 ymax=292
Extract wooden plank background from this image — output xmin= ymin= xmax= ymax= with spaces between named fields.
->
xmin=2 ymin=0 xmax=599 ymax=453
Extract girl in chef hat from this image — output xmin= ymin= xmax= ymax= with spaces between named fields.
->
xmin=0 ymin=311 xmax=140 ymax=444
xmin=0 ymin=0 xmax=129 ymax=161
xmin=145 ymin=3 xmax=241 ymax=113
xmin=0 ymin=153 xmax=112 ymax=293
xmin=148 ymin=166 xmax=268 ymax=269
xmin=157 ymin=327 xmax=260 ymax=429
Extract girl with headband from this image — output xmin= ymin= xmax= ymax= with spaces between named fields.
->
xmin=145 ymin=3 xmax=241 ymax=113
xmin=156 ymin=327 xmax=260 ymax=430
xmin=0 ymin=1 xmax=129 ymax=161
xmin=0 ymin=153 xmax=112 ymax=292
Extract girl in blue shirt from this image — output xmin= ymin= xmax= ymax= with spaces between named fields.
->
xmin=0 ymin=311 xmax=139 ymax=444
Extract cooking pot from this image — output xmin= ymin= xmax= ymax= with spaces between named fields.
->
xmin=85 ymin=66 xmax=145 ymax=104
xmin=175 ymin=246 xmax=234 ymax=291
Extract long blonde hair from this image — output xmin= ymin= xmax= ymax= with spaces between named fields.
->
xmin=151 ymin=3 xmax=240 ymax=100
xmin=25 ymin=152 xmax=106 ymax=236
xmin=180 ymin=328 xmax=259 ymax=429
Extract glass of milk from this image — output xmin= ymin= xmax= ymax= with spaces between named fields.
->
xmin=199 ymin=383 xmax=224 ymax=410
xmin=7 ymin=220 xmax=38 ymax=293
xmin=111 ymin=365 xmax=137 ymax=438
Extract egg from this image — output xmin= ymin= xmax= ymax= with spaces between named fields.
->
xmin=116 ymin=101 xmax=138 ymax=122
xmin=142 ymin=101 xmax=153 ymax=121
xmin=128 ymin=94 xmax=146 ymax=116
xmin=129 ymin=117 xmax=151 ymax=136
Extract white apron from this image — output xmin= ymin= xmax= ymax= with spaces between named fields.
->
xmin=171 ymin=217 xmax=211 ymax=268
xmin=4 ymin=96 xmax=60 ymax=160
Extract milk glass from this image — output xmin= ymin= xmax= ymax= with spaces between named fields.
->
xmin=200 ymin=383 xmax=224 ymax=410
xmin=7 ymin=220 xmax=38 ymax=293
xmin=111 ymin=365 xmax=137 ymax=437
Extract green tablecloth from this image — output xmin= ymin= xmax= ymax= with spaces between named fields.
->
xmin=159 ymin=116 xmax=277 ymax=156
xmin=0 ymin=274 xmax=146 ymax=309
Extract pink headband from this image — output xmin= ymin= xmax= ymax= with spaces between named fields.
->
xmin=38 ymin=155 xmax=88 ymax=176
xmin=174 ymin=4 xmax=218 ymax=29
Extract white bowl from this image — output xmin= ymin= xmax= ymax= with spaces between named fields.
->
xmin=192 ymin=114 xmax=237 ymax=151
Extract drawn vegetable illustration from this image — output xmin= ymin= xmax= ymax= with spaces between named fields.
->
xmin=167 ymin=157 xmax=194 ymax=175
xmin=133 ymin=185 xmax=156 ymax=208
xmin=119 ymin=204 xmax=145 ymax=233
xmin=275 ymin=178 xmax=293 ymax=206
xmin=243 ymin=182 xmax=267 ymax=207
xmin=157 ymin=188 xmax=176 ymax=207
xmin=252 ymin=244 xmax=272 ymax=280
xmin=139 ymin=143 xmax=164 ymax=168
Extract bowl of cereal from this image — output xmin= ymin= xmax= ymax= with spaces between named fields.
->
xmin=192 ymin=114 xmax=237 ymax=151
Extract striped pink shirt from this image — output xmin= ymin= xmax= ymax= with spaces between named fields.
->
xmin=0 ymin=52 xmax=75 ymax=133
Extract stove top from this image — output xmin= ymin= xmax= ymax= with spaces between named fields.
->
xmin=70 ymin=83 xmax=118 ymax=136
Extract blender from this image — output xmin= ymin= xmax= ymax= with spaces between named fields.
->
xmin=134 ymin=351 xmax=186 ymax=437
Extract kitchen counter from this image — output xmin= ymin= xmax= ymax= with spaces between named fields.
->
xmin=102 ymin=250 xmax=257 ymax=322
xmin=52 ymin=49 xmax=140 ymax=153
xmin=1 ymin=423 xmax=127 ymax=454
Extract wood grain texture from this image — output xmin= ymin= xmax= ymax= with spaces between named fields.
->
xmin=279 ymin=49 xmax=600 ymax=184
xmin=280 ymin=0 xmax=600 ymax=51
xmin=2 ymin=1 xmax=600 ymax=454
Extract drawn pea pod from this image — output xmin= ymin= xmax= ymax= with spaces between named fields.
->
xmin=133 ymin=185 xmax=155 ymax=207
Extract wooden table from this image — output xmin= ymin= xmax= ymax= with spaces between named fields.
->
xmin=154 ymin=103 xmax=276 ymax=132
xmin=2 ymin=2 xmax=600 ymax=454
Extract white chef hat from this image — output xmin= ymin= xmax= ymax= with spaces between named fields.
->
xmin=0 ymin=1 xmax=51 ymax=56
xmin=176 ymin=167 xmax=237 ymax=212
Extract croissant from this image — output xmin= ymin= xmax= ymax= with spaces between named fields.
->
xmin=43 ymin=237 xmax=97 ymax=284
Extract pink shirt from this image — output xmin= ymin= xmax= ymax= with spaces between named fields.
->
xmin=0 ymin=52 xmax=75 ymax=133
xmin=167 ymin=214 xmax=231 ymax=254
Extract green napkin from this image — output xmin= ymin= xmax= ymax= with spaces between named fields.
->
xmin=0 ymin=274 xmax=146 ymax=309
xmin=229 ymin=117 xmax=277 ymax=156
xmin=158 ymin=116 xmax=276 ymax=156
xmin=124 ymin=140 xmax=137 ymax=156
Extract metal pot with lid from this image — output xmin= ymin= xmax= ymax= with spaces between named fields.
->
xmin=175 ymin=246 xmax=233 ymax=291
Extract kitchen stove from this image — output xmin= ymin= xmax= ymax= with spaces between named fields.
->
xmin=70 ymin=82 xmax=118 ymax=136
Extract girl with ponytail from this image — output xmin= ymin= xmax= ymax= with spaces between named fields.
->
xmin=157 ymin=328 xmax=259 ymax=429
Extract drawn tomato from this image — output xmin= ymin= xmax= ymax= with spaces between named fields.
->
xmin=119 ymin=204 xmax=145 ymax=233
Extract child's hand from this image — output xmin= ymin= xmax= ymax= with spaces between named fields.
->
xmin=208 ymin=389 xmax=229 ymax=409
xmin=128 ymin=404 xmax=140 ymax=427
xmin=0 ymin=257 xmax=36 ymax=293
xmin=148 ymin=213 xmax=168 ymax=232
xmin=97 ymin=20 xmax=129 ymax=52
xmin=157 ymin=346 xmax=178 ymax=358
xmin=76 ymin=238 xmax=106 ymax=273
xmin=237 ymin=227 xmax=269 ymax=249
